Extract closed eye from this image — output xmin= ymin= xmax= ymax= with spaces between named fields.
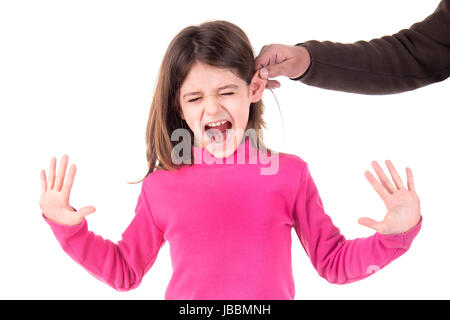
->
xmin=188 ymin=97 xmax=201 ymax=103
xmin=187 ymin=93 xmax=234 ymax=103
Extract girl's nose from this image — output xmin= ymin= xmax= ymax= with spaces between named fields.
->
xmin=203 ymin=95 xmax=222 ymax=115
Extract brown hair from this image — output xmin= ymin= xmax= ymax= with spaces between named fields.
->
xmin=128 ymin=20 xmax=274 ymax=184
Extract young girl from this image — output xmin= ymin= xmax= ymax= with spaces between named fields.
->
xmin=39 ymin=20 xmax=422 ymax=300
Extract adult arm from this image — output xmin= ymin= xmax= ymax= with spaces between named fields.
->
xmin=295 ymin=0 xmax=450 ymax=94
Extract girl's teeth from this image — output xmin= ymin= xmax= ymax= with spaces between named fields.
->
xmin=206 ymin=120 xmax=227 ymax=128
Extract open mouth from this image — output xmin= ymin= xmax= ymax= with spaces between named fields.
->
xmin=204 ymin=120 xmax=233 ymax=144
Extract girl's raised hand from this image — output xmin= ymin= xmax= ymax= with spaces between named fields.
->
xmin=358 ymin=160 xmax=421 ymax=235
xmin=39 ymin=154 xmax=96 ymax=226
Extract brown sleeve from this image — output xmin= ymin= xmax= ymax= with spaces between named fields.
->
xmin=294 ymin=0 xmax=450 ymax=94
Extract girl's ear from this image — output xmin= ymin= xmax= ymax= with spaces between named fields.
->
xmin=249 ymin=70 xmax=267 ymax=103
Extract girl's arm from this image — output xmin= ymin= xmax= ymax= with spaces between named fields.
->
xmin=40 ymin=155 xmax=165 ymax=291
xmin=293 ymin=161 xmax=422 ymax=284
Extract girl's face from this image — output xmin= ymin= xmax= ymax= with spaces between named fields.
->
xmin=179 ymin=61 xmax=266 ymax=158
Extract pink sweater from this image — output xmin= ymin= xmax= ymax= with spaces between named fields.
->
xmin=43 ymin=137 xmax=422 ymax=299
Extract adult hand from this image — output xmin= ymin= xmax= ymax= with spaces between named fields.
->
xmin=40 ymin=154 xmax=96 ymax=226
xmin=254 ymin=44 xmax=311 ymax=89
xmin=358 ymin=160 xmax=421 ymax=235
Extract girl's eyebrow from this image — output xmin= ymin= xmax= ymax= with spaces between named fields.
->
xmin=182 ymin=84 xmax=239 ymax=99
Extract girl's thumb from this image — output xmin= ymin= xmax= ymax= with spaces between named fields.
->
xmin=358 ymin=217 xmax=382 ymax=233
xmin=77 ymin=205 xmax=96 ymax=218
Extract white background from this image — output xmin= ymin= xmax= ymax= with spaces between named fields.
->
xmin=0 ymin=0 xmax=447 ymax=299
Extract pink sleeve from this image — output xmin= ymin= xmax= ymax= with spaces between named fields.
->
xmin=293 ymin=163 xmax=422 ymax=284
xmin=42 ymin=184 xmax=166 ymax=291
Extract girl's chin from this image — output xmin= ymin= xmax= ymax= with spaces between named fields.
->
xmin=207 ymin=144 xmax=235 ymax=158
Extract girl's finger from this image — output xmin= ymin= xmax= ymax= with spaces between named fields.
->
xmin=62 ymin=164 xmax=76 ymax=199
xmin=54 ymin=154 xmax=69 ymax=192
xmin=406 ymin=167 xmax=415 ymax=192
xmin=40 ymin=169 xmax=47 ymax=195
xmin=358 ymin=217 xmax=382 ymax=232
xmin=358 ymin=217 xmax=388 ymax=234
xmin=385 ymin=160 xmax=406 ymax=190
xmin=365 ymin=170 xmax=390 ymax=202
xmin=371 ymin=161 xmax=396 ymax=194
xmin=48 ymin=157 xmax=56 ymax=190
xmin=77 ymin=206 xmax=96 ymax=219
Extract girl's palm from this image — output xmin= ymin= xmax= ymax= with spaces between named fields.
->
xmin=40 ymin=155 xmax=96 ymax=226
xmin=358 ymin=160 xmax=421 ymax=235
